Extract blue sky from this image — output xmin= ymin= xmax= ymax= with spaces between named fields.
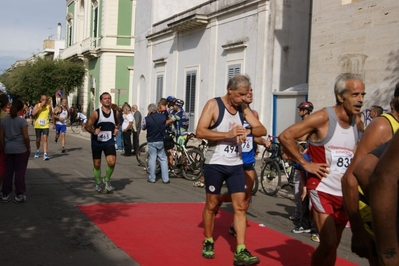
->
xmin=0 ymin=1 xmax=66 ymax=73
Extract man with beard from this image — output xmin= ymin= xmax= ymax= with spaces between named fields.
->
xmin=85 ymin=92 xmax=119 ymax=193
xmin=279 ymin=73 xmax=365 ymax=266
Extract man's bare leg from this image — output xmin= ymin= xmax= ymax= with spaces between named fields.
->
xmin=311 ymin=210 xmax=345 ymax=266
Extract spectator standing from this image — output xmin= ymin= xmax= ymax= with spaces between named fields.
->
xmin=52 ymin=99 xmax=69 ymax=153
xmin=85 ymin=92 xmax=119 ymax=193
xmin=279 ymin=73 xmax=365 ymax=265
xmin=0 ymin=99 xmax=30 ymax=203
xmin=289 ymin=101 xmax=314 ymax=222
xmin=115 ymin=105 xmax=124 ymax=152
xmin=121 ymin=104 xmax=134 ymax=156
xmin=0 ymin=93 xmax=9 ymax=195
xmin=369 ymin=105 xmax=383 ymax=120
xmin=69 ymin=104 xmax=76 ymax=124
xmin=170 ymin=99 xmax=189 ymax=145
xmin=32 ymin=95 xmax=52 ymax=160
xmin=76 ymin=111 xmax=88 ymax=130
xmin=196 ymin=74 xmax=266 ymax=265
xmin=142 ymin=103 xmax=170 ymax=184
xmin=132 ymin=104 xmax=142 ymax=155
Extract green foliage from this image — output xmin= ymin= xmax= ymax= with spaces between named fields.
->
xmin=0 ymin=57 xmax=85 ymax=103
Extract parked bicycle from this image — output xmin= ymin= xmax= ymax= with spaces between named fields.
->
xmin=260 ymin=135 xmax=295 ymax=196
xmin=71 ymin=120 xmax=84 ymax=134
xmin=135 ymin=133 xmax=205 ymax=181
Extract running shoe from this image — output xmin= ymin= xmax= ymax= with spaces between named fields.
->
xmin=43 ymin=153 xmax=49 ymax=161
xmin=291 ymin=226 xmax=311 ymax=234
xmin=34 ymin=150 xmax=40 ymax=158
xmin=95 ymin=183 xmax=104 ymax=193
xmin=55 ymin=138 xmax=58 ymax=143
xmin=61 ymin=148 xmax=66 ymax=153
xmin=104 ymin=181 xmax=114 ymax=193
xmin=229 ymin=223 xmax=237 ymax=237
xmin=193 ymin=181 xmax=204 ymax=187
xmin=202 ymin=240 xmax=214 ymax=259
xmin=233 ymin=248 xmax=260 ymax=265
xmin=2 ymin=194 xmax=10 ymax=203
xmin=311 ymin=234 xmax=320 ymax=243
xmin=13 ymin=194 xmax=26 ymax=203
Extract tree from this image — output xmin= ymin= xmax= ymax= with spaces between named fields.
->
xmin=0 ymin=57 xmax=85 ymax=104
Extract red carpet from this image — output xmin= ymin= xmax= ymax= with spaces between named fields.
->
xmin=78 ymin=203 xmax=356 ymax=266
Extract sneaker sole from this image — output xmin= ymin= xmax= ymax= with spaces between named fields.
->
xmin=234 ymin=259 xmax=260 ymax=266
xmin=202 ymin=253 xmax=214 ymax=259
xmin=292 ymin=229 xmax=311 ymax=234
xmin=13 ymin=197 xmax=26 ymax=203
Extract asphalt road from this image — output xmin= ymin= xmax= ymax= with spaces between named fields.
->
xmin=0 ymin=125 xmax=367 ymax=266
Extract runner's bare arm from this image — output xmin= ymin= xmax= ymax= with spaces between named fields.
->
xmin=369 ymin=132 xmax=399 ymax=265
xmin=85 ymin=110 xmax=99 ymax=135
xmin=242 ymin=104 xmax=266 ymax=137
xmin=278 ymin=109 xmax=329 ymax=179
xmin=342 ymin=116 xmax=395 ymax=258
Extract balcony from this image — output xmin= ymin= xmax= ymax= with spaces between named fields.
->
xmin=81 ymin=37 xmax=100 ymax=58
xmin=60 ymin=42 xmax=81 ymax=60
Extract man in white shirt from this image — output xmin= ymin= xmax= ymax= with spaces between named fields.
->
xmin=121 ymin=104 xmax=134 ymax=156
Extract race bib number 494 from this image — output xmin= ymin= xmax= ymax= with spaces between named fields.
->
xmin=220 ymin=143 xmax=240 ymax=158
xmin=331 ymin=150 xmax=353 ymax=174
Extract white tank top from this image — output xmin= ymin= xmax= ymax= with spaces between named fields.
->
xmin=205 ymin=98 xmax=243 ymax=166
xmin=56 ymin=108 xmax=68 ymax=126
xmin=307 ymin=107 xmax=358 ymax=196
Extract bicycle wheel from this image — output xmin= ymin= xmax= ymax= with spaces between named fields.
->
xmin=181 ymin=149 xmax=205 ymax=181
xmin=136 ymin=142 xmax=148 ymax=167
xmin=260 ymin=158 xmax=281 ymax=196
xmin=252 ymin=171 xmax=259 ymax=196
xmin=261 ymin=142 xmax=279 ymax=161
xmin=71 ymin=122 xmax=81 ymax=134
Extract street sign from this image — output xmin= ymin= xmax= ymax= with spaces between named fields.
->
xmin=56 ymin=90 xmax=63 ymax=98
xmin=110 ymin=89 xmax=128 ymax=106
xmin=110 ymin=88 xmax=127 ymax=94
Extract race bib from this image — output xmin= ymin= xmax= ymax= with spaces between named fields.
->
xmin=97 ymin=131 xmax=112 ymax=142
xmin=241 ymin=136 xmax=253 ymax=152
xmin=38 ymin=119 xmax=47 ymax=126
xmin=220 ymin=142 xmax=240 ymax=158
xmin=331 ymin=150 xmax=354 ymax=174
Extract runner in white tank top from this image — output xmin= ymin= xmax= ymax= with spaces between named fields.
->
xmin=278 ymin=73 xmax=365 ymax=266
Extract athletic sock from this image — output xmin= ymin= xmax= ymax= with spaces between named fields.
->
xmin=104 ymin=165 xmax=114 ymax=182
xmin=93 ymin=167 xmax=101 ymax=183
xmin=237 ymin=244 xmax=246 ymax=253
xmin=205 ymin=237 xmax=214 ymax=243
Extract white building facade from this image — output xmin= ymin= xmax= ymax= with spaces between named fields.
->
xmin=133 ymin=0 xmax=311 ymax=134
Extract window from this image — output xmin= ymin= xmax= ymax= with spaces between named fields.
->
xmin=228 ymin=64 xmax=241 ymax=80
xmin=68 ymin=22 xmax=73 ymax=47
xmin=185 ymin=71 xmax=196 ymax=115
xmin=92 ymin=6 xmax=99 ymax=47
xmin=156 ymin=75 xmax=163 ymax=101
